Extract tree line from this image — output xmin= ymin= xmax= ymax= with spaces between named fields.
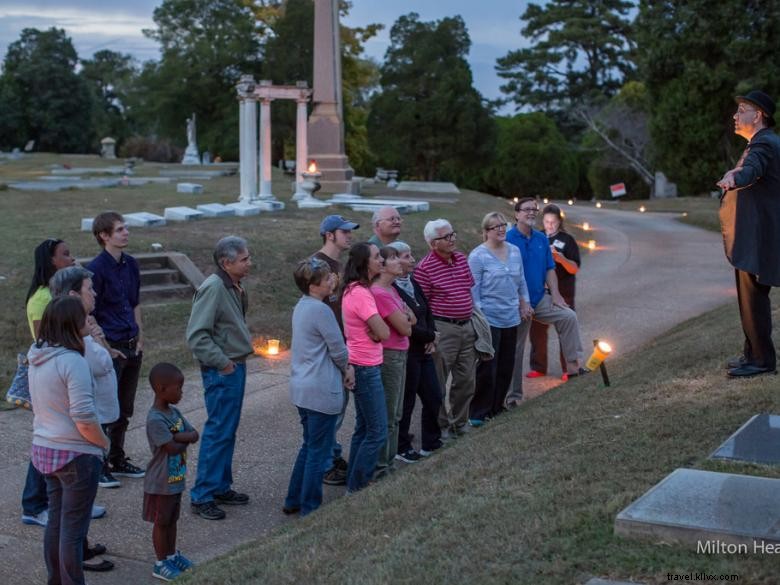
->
xmin=1 ymin=0 xmax=778 ymax=199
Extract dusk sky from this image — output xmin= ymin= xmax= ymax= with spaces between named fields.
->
xmin=0 ymin=1 xmax=530 ymax=112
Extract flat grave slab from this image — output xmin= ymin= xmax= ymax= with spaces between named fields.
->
xmin=127 ymin=177 xmax=173 ymax=186
xmin=327 ymin=196 xmax=429 ymax=213
xmin=124 ymin=212 xmax=166 ymax=227
xmin=710 ymin=414 xmax=780 ymax=466
xmin=615 ymin=468 xmax=780 ymax=548
xmin=164 ymin=206 xmax=204 ymax=221
xmin=177 ymin=182 xmax=204 ymax=194
xmin=196 ymin=203 xmax=236 ymax=218
xmin=159 ymin=169 xmax=230 ymax=178
xmin=226 ymin=202 xmax=261 ymax=217
xmin=81 ymin=218 xmax=93 ymax=232
xmin=252 ymin=199 xmax=285 ymax=211
xmin=50 ymin=166 xmax=126 ymax=175
xmin=348 ymin=203 xmax=413 ymax=214
xmin=9 ymin=178 xmax=120 ymax=191
xmin=396 ymin=181 xmax=459 ymax=194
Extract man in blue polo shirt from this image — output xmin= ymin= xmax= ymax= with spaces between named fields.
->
xmin=505 ymin=197 xmax=583 ymax=405
xmin=88 ymin=211 xmax=145 ymax=486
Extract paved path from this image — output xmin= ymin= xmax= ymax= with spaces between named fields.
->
xmin=0 ymin=205 xmax=735 ymax=584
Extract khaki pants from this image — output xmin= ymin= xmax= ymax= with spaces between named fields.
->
xmin=433 ymin=320 xmax=477 ymax=431
xmin=376 ymin=349 xmax=408 ymax=470
xmin=507 ymin=294 xmax=583 ymax=403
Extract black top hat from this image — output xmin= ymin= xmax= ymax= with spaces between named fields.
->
xmin=736 ymin=90 xmax=776 ymax=127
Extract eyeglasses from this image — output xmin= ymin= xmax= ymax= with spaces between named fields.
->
xmin=486 ymin=223 xmax=508 ymax=231
xmin=432 ymin=231 xmax=457 ymax=242
xmin=735 ymin=106 xmax=758 ymax=116
xmin=519 ymin=207 xmax=539 ymax=214
xmin=380 ymin=216 xmax=403 ymax=224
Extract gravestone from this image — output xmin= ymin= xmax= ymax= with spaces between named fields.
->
xmin=81 ymin=218 xmax=94 ymax=232
xmin=181 ymin=113 xmax=201 ymax=165
xmin=615 ymin=468 xmax=780 ymax=548
xmin=653 ymin=171 xmax=678 ymax=198
xmin=124 ymin=212 xmax=166 ymax=227
xmin=396 ymin=181 xmax=460 ymax=194
xmin=100 ymin=137 xmax=117 ymax=159
xmin=202 ymin=151 xmax=211 ymax=165
xmin=24 ymin=140 xmax=35 ymax=152
xmin=9 ymin=148 xmax=22 ymax=160
xmin=226 ymin=202 xmax=261 ymax=217
xmin=164 ymin=207 xmax=204 ymax=222
xmin=196 ymin=203 xmax=236 ymax=218
xmin=177 ymin=183 xmax=204 ymax=194
xmin=710 ymin=414 xmax=780 ymax=466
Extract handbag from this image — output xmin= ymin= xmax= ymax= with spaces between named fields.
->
xmin=5 ymin=352 xmax=32 ymax=410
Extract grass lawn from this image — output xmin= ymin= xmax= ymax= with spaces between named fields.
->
xmin=0 ymin=153 xmax=509 ymax=388
xmin=180 ymin=301 xmax=779 ymax=585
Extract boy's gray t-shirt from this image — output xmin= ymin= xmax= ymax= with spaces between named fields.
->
xmin=144 ymin=406 xmax=193 ymax=495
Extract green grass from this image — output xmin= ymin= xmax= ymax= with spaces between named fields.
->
xmin=181 ymin=302 xmax=779 ymax=585
xmin=0 ymin=153 xmax=507 ymax=388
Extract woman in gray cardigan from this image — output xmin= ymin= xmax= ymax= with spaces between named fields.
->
xmin=284 ymin=258 xmax=355 ymax=516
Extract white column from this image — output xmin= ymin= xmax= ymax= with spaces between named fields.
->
xmin=259 ymin=98 xmax=274 ymax=199
xmin=239 ymin=99 xmax=258 ymax=202
xmin=294 ymin=98 xmax=308 ymax=196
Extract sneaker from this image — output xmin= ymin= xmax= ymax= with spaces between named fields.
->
xmin=21 ymin=509 xmax=48 ymax=527
xmin=526 ymin=370 xmax=545 ymax=378
xmin=332 ymin=456 xmax=348 ymax=471
xmin=395 ymin=449 xmax=422 ymax=463
xmin=170 ymin=551 xmax=194 ymax=572
xmin=91 ymin=504 xmax=106 ymax=519
xmin=468 ymin=418 xmax=485 ymax=427
xmin=152 ymin=559 xmax=182 ymax=581
xmin=214 ymin=490 xmax=249 ymax=505
xmin=419 ymin=440 xmax=444 ymax=457
xmin=110 ymin=459 xmax=145 ymax=478
xmin=99 ymin=470 xmax=120 ymax=488
xmin=83 ymin=558 xmax=114 ymax=572
xmin=191 ymin=501 xmax=226 ymax=520
xmin=323 ymin=466 xmax=347 ymax=485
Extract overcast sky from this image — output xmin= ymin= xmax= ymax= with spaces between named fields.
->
xmin=0 ymin=1 xmax=529 ymax=111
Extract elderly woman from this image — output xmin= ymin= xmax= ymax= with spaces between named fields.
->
xmin=284 ymin=258 xmax=354 ymax=516
xmin=527 ymin=204 xmax=581 ymax=380
xmin=387 ymin=241 xmax=443 ymax=460
xmin=28 ymin=296 xmax=110 ymax=585
xmin=468 ymin=212 xmax=531 ymax=424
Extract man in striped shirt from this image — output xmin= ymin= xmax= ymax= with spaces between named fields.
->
xmin=414 ymin=219 xmax=477 ymax=436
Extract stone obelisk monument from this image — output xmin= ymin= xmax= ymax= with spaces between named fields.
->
xmin=308 ymin=0 xmax=354 ymax=193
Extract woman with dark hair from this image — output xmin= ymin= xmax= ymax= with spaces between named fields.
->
xmin=28 ymin=296 xmax=109 ymax=585
xmin=342 ymin=243 xmax=390 ymax=492
xmin=527 ymin=204 xmax=581 ymax=380
xmin=284 ymin=258 xmax=354 ymax=516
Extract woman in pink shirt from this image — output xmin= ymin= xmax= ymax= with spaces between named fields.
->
xmin=371 ymin=247 xmax=416 ymax=476
xmin=341 ymin=243 xmax=390 ymax=492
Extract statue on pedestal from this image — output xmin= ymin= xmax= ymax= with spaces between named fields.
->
xmin=181 ymin=113 xmax=201 ymax=165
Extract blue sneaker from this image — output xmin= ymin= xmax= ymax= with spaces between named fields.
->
xmin=468 ymin=418 xmax=485 ymax=427
xmin=171 ymin=551 xmax=194 ymax=572
xmin=152 ymin=559 xmax=182 ymax=581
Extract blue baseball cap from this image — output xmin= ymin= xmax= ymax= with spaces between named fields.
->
xmin=320 ymin=215 xmax=360 ymax=235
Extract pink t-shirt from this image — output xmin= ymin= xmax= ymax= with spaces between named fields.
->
xmin=370 ymin=285 xmax=410 ymax=351
xmin=342 ymin=283 xmax=383 ymax=366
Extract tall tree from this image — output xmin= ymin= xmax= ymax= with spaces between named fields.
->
xmin=0 ymin=28 xmax=94 ymax=152
xmin=497 ymin=0 xmax=635 ymax=112
xmin=80 ymin=50 xmax=137 ymax=145
xmin=367 ymin=13 xmax=494 ymax=182
xmin=636 ymin=0 xmax=780 ymax=195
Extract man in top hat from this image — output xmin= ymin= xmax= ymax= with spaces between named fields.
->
xmin=717 ymin=90 xmax=780 ymax=377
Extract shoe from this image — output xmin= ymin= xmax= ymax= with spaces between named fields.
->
xmin=110 ymin=459 xmax=145 ymax=478
xmin=99 ymin=470 xmax=120 ymax=488
xmin=506 ymin=400 xmax=520 ymax=409
xmin=526 ymin=370 xmax=545 ymax=378
xmin=91 ymin=504 xmax=106 ymax=519
xmin=84 ymin=543 xmax=107 ymax=560
xmin=323 ymin=466 xmax=347 ymax=486
xmin=727 ymin=364 xmax=777 ymax=378
xmin=214 ymin=490 xmax=249 ymax=505
xmin=191 ymin=501 xmax=226 ymax=520
xmin=21 ymin=509 xmax=48 ymax=527
xmin=419 ymin=440 xmax=444 ymax=457
xmin=395 ymin=449 xmax=422 ymax=463
xmin=565 ymin=368 xmax=588 ymax=378
xmin=282 ymin=506 xmax=300 ymax=515
xmin=153 ymin=559 xmax=182 ymax=581
xmin=468 ymin=418 xmax=485 ymax=428
xmin=332 ymin=456 xmax=348 ymax=471
xmin=170 ymin=551 xmax=194 ymax=572
xmin=725 ymin=355 xmax=748 ymax=369
xmin=83 ymin=558 xmax=114 ymax=572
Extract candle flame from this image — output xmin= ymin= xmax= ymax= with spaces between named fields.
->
xmin=567 ymin=199 xmax=574 ymax=205
xmin=639 ymin=205 xmax=646 ymax=213
xmin=543 ymin=198 xmax=549 ymax=204
xmin=597 ymin=341 xmax=612 ymax=353
xmin=587 ymin=240 xmax=596 ymax=250
xmin=308 ymin=162 xmax=318 ymax=173
xmin=582 ymin=222 xmax=590 ymax=231
xmin=596 ymin=202 xmax=602 ymax=208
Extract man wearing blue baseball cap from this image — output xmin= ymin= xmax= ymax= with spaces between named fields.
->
xmin=717 ymin=90 xmax=780 ymax=378
xmin=311 ymin=214 xmax=359 ymax=484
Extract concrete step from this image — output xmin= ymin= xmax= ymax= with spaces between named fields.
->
xmin=140 ymin=267 xmax=180 ymax=286
xmin=139 ymin=283 xmax=193 ymax=303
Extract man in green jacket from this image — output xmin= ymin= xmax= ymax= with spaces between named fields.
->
xmin=187 ymin=236 xmax=254 ymax=520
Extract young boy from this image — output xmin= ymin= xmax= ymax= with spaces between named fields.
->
xmin=144 ymin=363 xmax=199 ymax=581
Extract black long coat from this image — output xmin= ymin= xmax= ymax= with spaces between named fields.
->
xmin=719 ymin=127 xmax=780 ymax=286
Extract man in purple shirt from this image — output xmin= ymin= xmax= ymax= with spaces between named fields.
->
xmin=87 ymin=211 xmax=146 ymax=486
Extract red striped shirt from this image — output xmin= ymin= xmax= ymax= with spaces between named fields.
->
xmin=413 ymin=250 xmax=474 ymax=320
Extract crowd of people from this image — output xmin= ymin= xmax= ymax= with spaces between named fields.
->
xmin=16 ymin=200 xmax=585 ymax=584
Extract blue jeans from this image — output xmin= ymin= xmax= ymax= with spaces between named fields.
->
xmin=44 ymin=454 xmax=101 ymax=585
xmin=191 ymin=363 xmax=246 ymax=505
xmin=326 ymin=389 xmax=349 ymax=471
xmin=285 ymin=407 xmax=338 ymax=516
xmin=347 ymin=365 xmax=387 ymax=492
xmin=22 ymin=459 xmax=48 ymax=515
